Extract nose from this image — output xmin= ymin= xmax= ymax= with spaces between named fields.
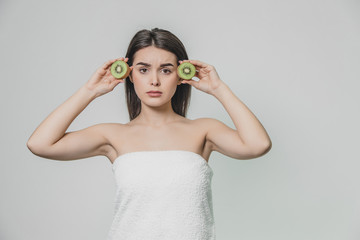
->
xmin=150 ymin=71 xmax=160 ymax=86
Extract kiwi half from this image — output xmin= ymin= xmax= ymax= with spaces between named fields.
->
xmin=110 ymin=60 xmax=131 ymax=79
xmin=177 ymin=62 xmax=196 ymax=80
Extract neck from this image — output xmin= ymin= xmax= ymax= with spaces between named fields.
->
xmin=134 ymin=101 xmax=180 ymax=127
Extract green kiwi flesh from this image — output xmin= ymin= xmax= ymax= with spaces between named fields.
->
xmin=111 ymin=60 xmax=130 ymax=79
xmin=177 ymin=62 xmax=196 ymax=80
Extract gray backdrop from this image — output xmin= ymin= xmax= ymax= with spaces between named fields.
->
xmin=1 ymin=0 xmax=359 ymax=239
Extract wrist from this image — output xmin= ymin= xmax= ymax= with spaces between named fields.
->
xmin=79 ymin=85 xmax=98 ymax=101
xmin=211 ymin=82 xmax=229 ymax=99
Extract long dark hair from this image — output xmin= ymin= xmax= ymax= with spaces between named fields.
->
xmin=124 ymin=28 xmax=192 ymax=121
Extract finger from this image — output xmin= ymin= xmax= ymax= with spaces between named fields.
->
xmin=102 ymin=58 xmax=118 ymax=70
xmin=181 ymin=79 xmax=197 ymax=87
xmin=113 ymin=57 xmax=130 ymax=65
xmin=188 ymin=59 xmax=208 ymax=68
xmin=178 ymin=60 xmax=197 ymax=73
xmin=110 ymin=79 xmax=124 ymax=88
xmin=179 ymin=59 xmax=192 ymax=65
xmin=194 ymin=70 xmax=200 ymax=77
xmin=102 ymin=60 xmax=113 ymax=70
xmin=178 ymin=59 xmax=190 ymax=64
xmin=178 ymin=60 xmax=208 ymax=72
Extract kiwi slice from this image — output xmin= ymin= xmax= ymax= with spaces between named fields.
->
xmin=177 ymin=62 xmax=196 ymax=80
xmin=110 ymin=60 xmax=131 ymax=79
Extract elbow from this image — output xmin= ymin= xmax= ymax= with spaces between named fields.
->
xmin=258 ymin=141 xmax=272 ymax=156
xmin=26 ymin=139 xmax=33 ymax=151
xmin=250 ymin=141 xmax=272 ymax=158
xmin=26 ymin=140 xmax=38 ymax=155
xmin=26 ymin=140 xmax=47 ymax=157
xmin=236 ymin=141 xmax=272 ymax=160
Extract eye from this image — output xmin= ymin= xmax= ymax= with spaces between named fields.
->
xmin=161 ymin=68 xmax=171 ymax=74
xmin=139 ymin=68 xmax=148 ymax=73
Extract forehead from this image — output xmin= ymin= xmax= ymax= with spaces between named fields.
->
xmin=133 ymin=46 xmax=177 ymax=64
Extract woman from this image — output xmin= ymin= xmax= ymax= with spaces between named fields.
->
xmin=27 ymin=28 xmax=271 ymax=239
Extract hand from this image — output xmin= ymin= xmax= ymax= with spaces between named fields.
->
xmin=84 ymin=57 xmax=132 ymax=98
xmin=179 ymin=59 xmax=224 ymax=95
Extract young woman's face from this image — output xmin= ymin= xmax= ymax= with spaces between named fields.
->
xmin=130 ymin=46 xmax=181 ymax=107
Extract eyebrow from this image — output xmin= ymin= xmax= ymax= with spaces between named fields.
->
xmin=135 ymin=62 xmax=174 ymax=67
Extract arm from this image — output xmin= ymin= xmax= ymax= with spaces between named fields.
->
xmin=209 ymin=83 xmax=271 ymax=159
xmin=27 ymin=86 xmax=108 ymax=160
xmin=179 ymin=59 xmax=271 ymax=160
xmin=27 ymin=57 xmax=127 ymax=161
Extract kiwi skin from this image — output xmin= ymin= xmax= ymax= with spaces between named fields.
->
xmin=111 ymin=60 xmax=131 ymax=79
xmin=177 ymin=62 xmax=196 ymax=80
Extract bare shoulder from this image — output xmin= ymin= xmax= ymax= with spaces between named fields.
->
xmin=90 ymin=122 xmax=126 ymax=156
xmin=86 ymin=122 xmax=126 ymax=138
xmin=179 ymin=117 xmax=217 ymax=134
xmin=191 ymin=117 xmax=225 ymax=129
xmin=192 ymin=117 xmax=236 ymax=137
xmin=192 ymin=117 xmax=219 ymax=123
xmin=192 ymin=117 xmax=244 ymax=158
xmin=191 ymin=117 xmax=226 ymax=144
xmin=94 ymin=122 xmax=126 ymax=131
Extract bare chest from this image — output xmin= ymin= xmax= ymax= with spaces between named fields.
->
xmin=108 ymin=120 xmax=212 ymax=162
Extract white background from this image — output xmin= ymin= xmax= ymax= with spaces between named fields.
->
xmin=0 ymin=0 xmax=359 ymax=239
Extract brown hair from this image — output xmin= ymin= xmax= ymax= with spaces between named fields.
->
xmin=124 ymin=28 xmax=191 ymax=121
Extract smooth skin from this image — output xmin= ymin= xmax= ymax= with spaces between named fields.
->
xmin=27 ymin=46 xmax=271 ymax=164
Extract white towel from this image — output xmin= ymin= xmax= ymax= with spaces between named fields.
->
xmin=107 ymin=150 xmax=216 ymax=240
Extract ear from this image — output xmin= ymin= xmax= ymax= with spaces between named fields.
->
xmin=129 ymin=73 xmax=133 ymax=83
xmin=177 ymin=78 xmax=183 ymax=85
xmin=129 ymin=66 xmax=134 ymax=83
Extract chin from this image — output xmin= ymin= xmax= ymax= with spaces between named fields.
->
xmin=141 ymin=98 xmax=171 ymax=107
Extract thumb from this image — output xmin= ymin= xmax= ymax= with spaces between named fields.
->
xmin=182 ymin=79 xmax=196 ymax=87
xmin=110 ymin=79 xmax=123 ymax=89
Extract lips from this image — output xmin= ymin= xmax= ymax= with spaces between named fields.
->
xmin=147 ymin=91 xmax=162 ymax=93
xmin=147 ymin=91 xmax=162 ymax=97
